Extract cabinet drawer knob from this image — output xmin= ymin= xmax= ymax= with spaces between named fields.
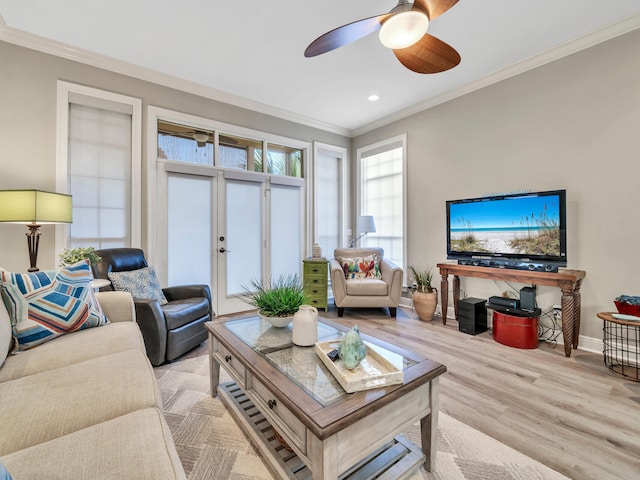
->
xmin=268 ymin=399 xmax=277 ymax=409
xmin=224 ymin=355 xmax=232 ymax=362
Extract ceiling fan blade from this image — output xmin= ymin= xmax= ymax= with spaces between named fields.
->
xmin=413 ymin=0 xmax=459 ymax=21
xmin=393 ymin=33 xmax=460 ymax=73
xmin=304 ymin=14 xmax=390 ymax=57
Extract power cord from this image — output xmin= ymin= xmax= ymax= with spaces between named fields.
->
xmin=538 ymin=307 xmax=562 ymax=348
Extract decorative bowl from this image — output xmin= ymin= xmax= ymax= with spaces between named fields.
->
xmin=614 ymin=301 xmax=640 ymax=317
xmin=259 ymin=313 xmax=293 ymax=328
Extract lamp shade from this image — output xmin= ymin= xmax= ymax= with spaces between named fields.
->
xmin=357 ymin=215 xmax=376 ymax=234
xmin=0 ymin=190 xmax=72 ymax=224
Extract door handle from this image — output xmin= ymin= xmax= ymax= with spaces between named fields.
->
xmin=219 ymin=247 xmax=231 ymax=253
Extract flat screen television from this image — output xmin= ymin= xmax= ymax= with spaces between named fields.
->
xmin=446 ymin=189 xmax=567 ymax=271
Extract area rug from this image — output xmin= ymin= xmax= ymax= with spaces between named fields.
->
xmin=155 ymin=344 xmax=570 ymax=480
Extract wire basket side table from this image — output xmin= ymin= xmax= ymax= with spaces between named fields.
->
xmin=598 ymin=312 xmax=640 ymax=382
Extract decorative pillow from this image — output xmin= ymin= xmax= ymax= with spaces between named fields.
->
xmin=339 ymin=254 xmax=382 ymax=280
xmin=108 ymin=267 xmax=168 ymax=305
xmin=0 ymin=460 xmax=12 ymax=480
xmin=0 ymin=260 xmax=109 ymax=351
xmin=0 ymin=294 xmax=13 ymax=367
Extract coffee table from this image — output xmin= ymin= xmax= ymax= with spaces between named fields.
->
xmin=206 ymin=316 xmax=446 ymax=480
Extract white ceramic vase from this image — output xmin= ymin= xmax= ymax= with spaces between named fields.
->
xmin=292 ymin=304 xmax=318 ymax=346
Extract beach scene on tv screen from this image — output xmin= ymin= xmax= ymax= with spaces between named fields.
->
xmin=450 ymin=195 xmax=561 ymax=256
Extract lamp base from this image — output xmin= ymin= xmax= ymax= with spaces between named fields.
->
xmin=26 ymin=223 xmax=41 ymax=273
xmin=350 ymin=232 xmax=367 ymax=248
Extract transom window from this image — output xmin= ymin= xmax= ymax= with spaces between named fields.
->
xmin=157 ymin=121 xmax=302 ymax=177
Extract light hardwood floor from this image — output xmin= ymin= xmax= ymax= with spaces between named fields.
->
xmin=259 ymin=304 xmax=640 ymax=480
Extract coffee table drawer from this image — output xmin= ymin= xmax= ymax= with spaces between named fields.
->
xmin=214 ymin=342 xmax=246 ymax=388
xmin=250 ymin=375 xmax=307 ymax=454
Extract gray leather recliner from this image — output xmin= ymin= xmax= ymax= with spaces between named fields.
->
xmin=92 ymin=248 xmax=212 ymax=366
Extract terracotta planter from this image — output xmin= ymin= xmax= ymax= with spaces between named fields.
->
xmin=412 ymin=290 xmax=438 ymax=321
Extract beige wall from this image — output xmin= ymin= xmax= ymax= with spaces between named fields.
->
xmin=0 ymin=40 xmax=349 ymax=272
xmin=2 ymin=27 xmax=639 ymax=343
xmin=354 ymin=28 xmax=640 ymax=342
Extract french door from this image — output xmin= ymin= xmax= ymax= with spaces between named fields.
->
xmin=216 ymin=171 xmax=265 ymax=314
xmin=160 ymin=165 xmax=304 ymax=316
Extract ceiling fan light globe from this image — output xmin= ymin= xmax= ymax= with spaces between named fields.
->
xmin=379 ymin=11 xmax=429 ymax=49
xmin=193 ymin=132 xmax=210 ymax=147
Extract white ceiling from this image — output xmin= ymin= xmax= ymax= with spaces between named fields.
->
xmin=1 ymin=0 xmax=640 ymax=136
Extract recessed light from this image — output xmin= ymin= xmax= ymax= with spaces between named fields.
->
xmin=368 ymin=94 xmax=380 ymax=102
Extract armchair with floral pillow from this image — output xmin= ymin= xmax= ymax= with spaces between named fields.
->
xmin=330 ymin=247 xmax=403 ymax=317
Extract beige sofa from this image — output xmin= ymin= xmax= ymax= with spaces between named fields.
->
xmin=330 ymin=247 xmax=403 ymax=317
xmin=0 ymin=291 xmax=186 ymax=479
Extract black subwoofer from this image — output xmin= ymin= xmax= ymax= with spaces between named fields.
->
xmin=458 ymin=297 xmax=487 ymax=335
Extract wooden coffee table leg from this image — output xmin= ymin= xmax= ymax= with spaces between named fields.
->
xmin=308 ymin=435 xmax=339 ymax=480
xmin=208 ymin=332 xmax=220 ymax=397
xmin=420 ymin=378 xmax=439 ymax=472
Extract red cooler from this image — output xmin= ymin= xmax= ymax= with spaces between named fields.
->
xmin=492 ymin=310 xmax=539 ymax=349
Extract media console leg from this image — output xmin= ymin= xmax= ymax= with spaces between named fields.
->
xmin=561 ymin=287 xmax=576 ymax=357
xmin=440 ymin=274 xmax=449 ymax=325
xmin=453 ymin=275 xmax=460 ymax=320
xmin=572 ymin=280 xmax=583 ymax=349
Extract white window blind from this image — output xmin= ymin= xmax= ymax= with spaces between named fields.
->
xmin=360 ymin=142 xmax=404 ymax=268
xmin=316 ymin=150 xmax=341 ymax=256
xmin=68 ymin=103 xmax=132 ymax=248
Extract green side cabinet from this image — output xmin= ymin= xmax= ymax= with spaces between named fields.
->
xmin=303 ymin=258 xmax=328 ymax=311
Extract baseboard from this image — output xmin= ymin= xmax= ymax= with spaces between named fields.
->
xmin=574 ymin=335 xmax=603 ymax=354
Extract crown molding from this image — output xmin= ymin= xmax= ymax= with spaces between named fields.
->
xmin=0 ymin=17 xmax=351 ymax=138
xmin=352 ymin=12 xmax=640 ymax=137
xmin=2 ymin=12 xmax=639 ymax=139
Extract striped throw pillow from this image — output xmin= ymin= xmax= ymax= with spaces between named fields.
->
xmin=0 ymin=260 xmax=109 ymax=350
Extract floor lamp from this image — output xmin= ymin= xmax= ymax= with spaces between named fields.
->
xmin=0 ymin=190 xmax=72 ymax=272
xmin=350 ymin=215 xmax=376 ymax=248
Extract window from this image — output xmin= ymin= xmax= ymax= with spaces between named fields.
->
xmin=357 ymin=135 xmax=406 ymax=270
xmin=68 ymin=104 xmax=131 ymax=248
xmin=57 ymin=82 xmax=141 ymax=251
xmin=314 ymin=143 xmax=347 ymax=258
xmin=157 ymin=121 xmax=213 ymax=165
xmin=267 ymin=143 xmax=303 ymax=177
xmin=219 ymin=133 xmax=263 ymax=172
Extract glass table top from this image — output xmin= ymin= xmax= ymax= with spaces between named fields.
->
xmin=225 ymin=316 xmax=417 ymax=406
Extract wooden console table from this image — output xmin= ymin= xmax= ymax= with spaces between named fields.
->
xmin=437 ymin=263 xmax=586 ymax=357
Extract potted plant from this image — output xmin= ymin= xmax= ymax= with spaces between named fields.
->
xmin=242 ymin=274 xmax=308 ymax=327
xmin=58 ymin=247 xmax=102 ymax=267
xmin=409 ymin=265 xmax=438 ymax=321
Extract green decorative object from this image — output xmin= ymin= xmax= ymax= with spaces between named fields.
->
xmin=338 ymin=325 xmax=367 ymax=370
xmin=58 ymin=247 xmax=102 ymax=267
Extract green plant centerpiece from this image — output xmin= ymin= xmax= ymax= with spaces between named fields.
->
xmin=242 ymin=274 xmax=307 ymax=328
xmin=59 ymin=247 xmax=102 ymax=267
xmin=409 ymin=265 xmax=438 ymax=322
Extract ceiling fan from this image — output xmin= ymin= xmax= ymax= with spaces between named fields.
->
xmin=304 ymin=0 xmax=460 ymax=74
